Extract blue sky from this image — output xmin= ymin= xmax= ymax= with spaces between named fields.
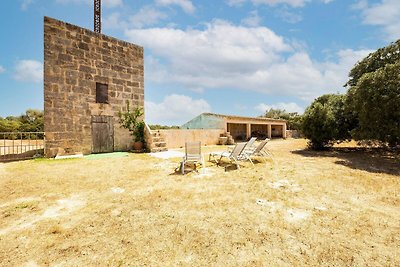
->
xmin=0 ymin=0 xmax=399 ymax=125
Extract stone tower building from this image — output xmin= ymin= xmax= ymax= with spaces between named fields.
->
xmin=44 ymin=17 xmax=144 ymax=157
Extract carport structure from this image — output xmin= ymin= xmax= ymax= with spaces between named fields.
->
xmin=181 ymin=113 xmax=287 ymax=141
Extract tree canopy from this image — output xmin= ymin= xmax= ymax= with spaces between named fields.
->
xmin=347 ymin=40 xmax=400 ymax=87
xmin=262 ymin=108 xmax=302 ymax=130
xmin=0 ymin=109 xmax=44 ymax=133
xmin=347 ymin=61 xmax=400 ymax=147
xmin=303 ymin=39 xmax=400 ymax=149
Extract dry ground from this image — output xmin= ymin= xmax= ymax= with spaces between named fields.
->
xmin=0 ymin=139 xmax=399 ymax=266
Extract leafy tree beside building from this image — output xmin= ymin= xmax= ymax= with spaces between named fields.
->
xmin=302 ymin=39 xmax=400 ymax=149
xmin=346 ymin=41 xmax=400 ymax=147
xmin=262 ymin=108 xmax=303 ymax=131
xmin=0 ymin=109 xmax=44 ymax=133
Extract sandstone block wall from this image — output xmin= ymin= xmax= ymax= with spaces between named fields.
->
xmin=44 ymin=17 xmax=144 ymax=157
xmin=159 ymin=129 xmax=225 ymax=149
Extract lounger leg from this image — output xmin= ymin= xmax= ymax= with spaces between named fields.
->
xmin=247 ymin=155 xmax=254 ymax=166
xmin=181 ymin=161 xmax=185 ymax=175
xmin=217 ymin=155 xmax=223 ymax=166
xmin=231 ymin=157 xmax=240 ymax=169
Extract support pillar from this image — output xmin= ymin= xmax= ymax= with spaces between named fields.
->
xmin=246 ymin=123 xmax=251 ymax=139
xmin=283 ymin=123 xmax=287 ymax=139
xmin=267 ymin=124 xmax=272 ymax=139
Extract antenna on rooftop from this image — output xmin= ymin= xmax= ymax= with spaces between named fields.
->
xmin=94 ymin=0 xmax=101 ymax=33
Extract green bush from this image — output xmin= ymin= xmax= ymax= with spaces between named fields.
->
xmin=302 ymin=94 xmax=353 ymax=150
xmin=118 ymin=101 xmax=145 ymax=143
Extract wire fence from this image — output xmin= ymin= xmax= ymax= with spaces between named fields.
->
xmin=0 ymin=132 xmax=44 ymax=162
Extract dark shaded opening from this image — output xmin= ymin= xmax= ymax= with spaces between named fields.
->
xmin=96 ymin=82 xmax=108 ymax=103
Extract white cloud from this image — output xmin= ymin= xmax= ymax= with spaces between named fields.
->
xmin=13 ymin=60 xmax=43 ymax=83
xmin=357 ymin=0 xmax=400 ymax=41
xmin=252 ymin=0 xmax=310 ymax=7
xmin=55 ymin=0 xmax=123 ymax=8
xmin=241 ymin=10 xmax=262 ymax=27
xmin=255 ymin=102 xmax=304 ymax=114
xmin=275 ymin=8 xmax=303 ymax=23
xmin=226 ymin=0 xmax=247 ymax=7
xmin=126 ymin=20 xmax=371 ymax=102
xmin=103 ymin=12 xmax=125 ymax=30
xmin=228 ymin=0 xmax=334 ymax=8
xmin=103 ymin=7 xmax=167 ymax=30
xmin=352 ymin=0 xmax=368 ymax=10
xmin=0 ymin=65 xmax=5 ymax=73
xmin=103 ymin=0 xmax=123 ymax=7
xmin=145 ymin=94 xmax=211 ymax=125
xmin=155 ymin=0 xmax=195 ymax=14
xmin=21 ymin=0 xmax=34 ymax=10
xmin=129 ymin=6 xmax=168 ymax=28
xmin=126 ymin=20 xmax=291 ymax=63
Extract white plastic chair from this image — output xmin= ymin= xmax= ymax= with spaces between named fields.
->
xmin=209 ymin=142 xmax=248 ymax=168
xmin=244 ymin=138 xmax=271 ymax=161
xmin=180 ymin=141 xmax=204 ymax=175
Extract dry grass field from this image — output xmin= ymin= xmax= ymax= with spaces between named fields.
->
xmin=0 ymin=139 xmax=399 ymax=266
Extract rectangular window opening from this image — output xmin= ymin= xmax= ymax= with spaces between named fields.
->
xmin=96 ymin=82 xmax=108 ymax=104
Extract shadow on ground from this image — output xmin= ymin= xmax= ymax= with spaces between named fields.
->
xmin=169 ymin=158 xmax=266 ymax=175
xmin=292 ymin=147 xmax=400 ymax=176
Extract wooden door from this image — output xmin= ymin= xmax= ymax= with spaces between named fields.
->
xmin=92 ymin=115 xmax=114 ymax=153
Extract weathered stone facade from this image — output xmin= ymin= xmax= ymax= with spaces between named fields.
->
xmin=44 ymin=17 xmax=144 ymax=157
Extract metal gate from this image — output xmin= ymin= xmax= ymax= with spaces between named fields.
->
xmin=0 ymin=132 xmax=44 ymax=162
xmin=91 ymin=115 xmax=114 ymax=153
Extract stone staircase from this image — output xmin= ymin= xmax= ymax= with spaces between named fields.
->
xmin=144 ymin=122 xmax=168 ymax=153
xmin=149 ymin=130 xmax=168 ymax=152
xmin=218 ymin=132 xmax=235 ymax=145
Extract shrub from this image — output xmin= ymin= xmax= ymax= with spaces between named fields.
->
xmin=302 ymin=94 xmax=353 ymax=150
xmin=118 ymin=101 xmax=145 ymax=143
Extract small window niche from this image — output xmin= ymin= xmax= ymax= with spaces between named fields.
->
xmin=96 ymin=82 xmax=109 ymax=104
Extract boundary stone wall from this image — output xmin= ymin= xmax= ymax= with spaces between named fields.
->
xmin=44 ymin=17 xmax=144 ymax=157
xmin=286 ymin=130 xmax=302 ymax=138
xmin=159 ymin=129 xmax=225 ymax=149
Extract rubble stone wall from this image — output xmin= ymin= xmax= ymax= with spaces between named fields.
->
xmin=44 ymin=16 xmax=144 ymax=157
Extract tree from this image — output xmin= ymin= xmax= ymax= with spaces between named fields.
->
xmin=262 ymin=108 xmax=303 ymax=130
xmin=347 ymin=40 xmax=400 ymax=87
xmin=263 ymin=108 xmax=289 ymax=119
xmin=0 ymin=117 xmax=21 ymax=132
xmin=0 ymin=109 xmax=44 ymax=134
xmin=302 ymin=94 xmax=353 ymax=150
xmin=18 ymin=109 xmax=44 ymax=132
xmin=347 ymin=62 xmax=400 ymax=147
xmin=346 ymin=40 xmax=400 ymax=147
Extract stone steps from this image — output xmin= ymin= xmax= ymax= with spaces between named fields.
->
xmin=151 ymin=131 xmax=161 ymax=137
xmin=150 ymin=147 xmax=168 ymax=153
xmin=153 ymin=141 xmax=166 ymax=148
xmin=219 ymin=132 xmax=235 ymax=145
xmin=152 ymin=136 xmax=164 ymax=143
xmin=147 ymin=129 xmax=168 ymax=153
